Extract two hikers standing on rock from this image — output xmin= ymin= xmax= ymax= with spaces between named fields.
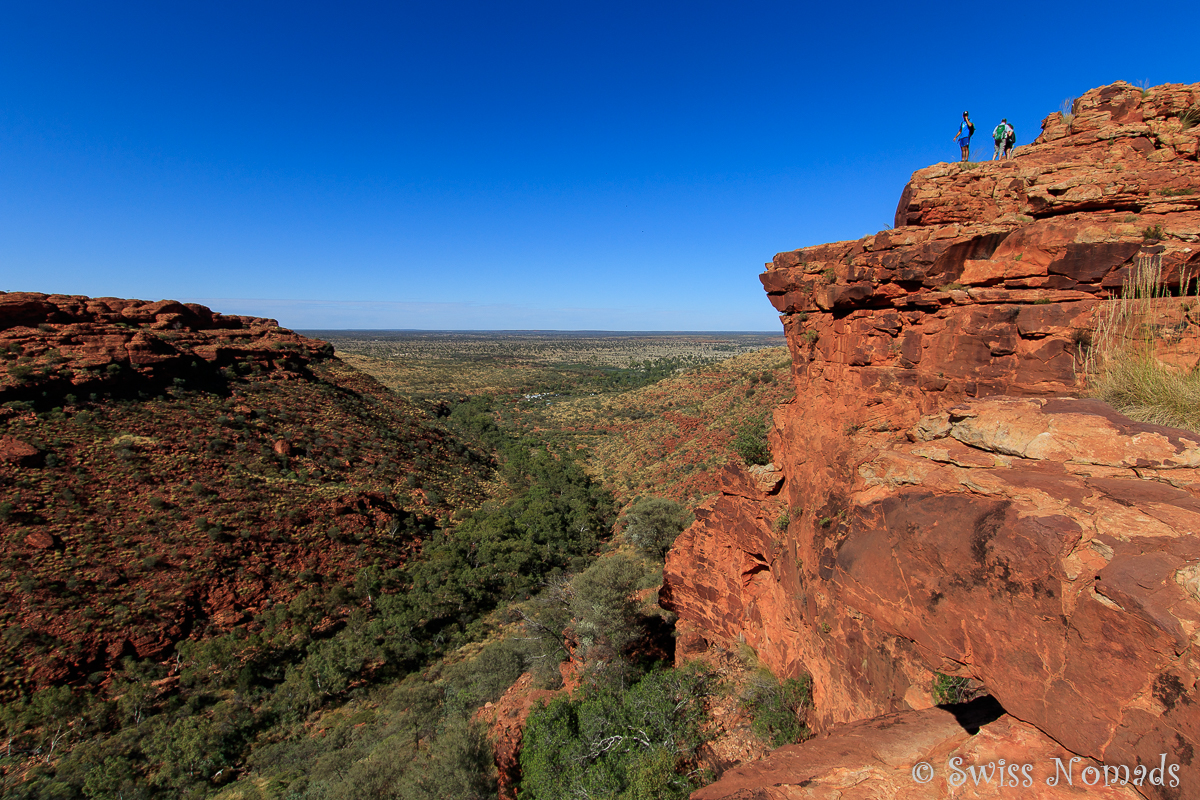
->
xmin=992 ymin=118 xmax=1016 ymax=160
xmin=952 ymin=112 xmax=1016 ymax=162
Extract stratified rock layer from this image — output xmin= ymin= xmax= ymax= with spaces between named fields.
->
xmin=0 ymin=291 xmax=331 ymax=411
xmin=664 ymin=82 xmax=1200 ymax=800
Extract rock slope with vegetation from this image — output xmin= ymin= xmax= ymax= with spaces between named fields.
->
xmin=0 ymin=293 xmax=803 ymax=799
xmin=664 ymin=81 xmax=1200 ymax=799
xmin=0 ymin=294 xmax=626 ymax=798
xmin=1 ymin=293 xmax=495 ymax=696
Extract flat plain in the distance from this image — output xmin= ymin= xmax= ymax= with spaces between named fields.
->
xmin=304 ymin=330 xmax=786 ymax=401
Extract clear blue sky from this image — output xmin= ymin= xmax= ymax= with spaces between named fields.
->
xmin=1 ymin=2 xmax=1194 ymax=330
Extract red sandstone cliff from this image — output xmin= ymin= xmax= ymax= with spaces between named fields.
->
xmin=663 ymin=81 xmax=1200 ymax=799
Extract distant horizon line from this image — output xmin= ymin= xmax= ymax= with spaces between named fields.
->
xmin=295 ymin=328 xmax=785 ymax=336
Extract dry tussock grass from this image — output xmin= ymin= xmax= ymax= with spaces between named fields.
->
xmin=1080 ymin=254 xmax=1200 ymax=431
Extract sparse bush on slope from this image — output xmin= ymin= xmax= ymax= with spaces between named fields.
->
xmin=620 ymin=496 xmax=692 ymax=560
xmin=2 ymin=394 xmax=615 ymax=799
xmin=741 ymin=672 xmax=811 ymax=748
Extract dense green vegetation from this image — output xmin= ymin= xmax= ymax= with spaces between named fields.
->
xmin=520 ymin=664 xmax=715 ymax=800
xmin=3 ymin=349 xmax=811 ymax=800
xmin=1 ymin=395 xmax=615 ymax=799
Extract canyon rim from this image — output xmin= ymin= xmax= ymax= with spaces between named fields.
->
xmin=664 ymin=80 xmax=1200 ymax=799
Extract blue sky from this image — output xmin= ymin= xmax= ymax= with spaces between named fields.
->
xmin=1 ymin=2 xmax=1194 ymax=330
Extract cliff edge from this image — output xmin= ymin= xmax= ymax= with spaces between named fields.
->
xmin=663 ymin=81 xmax=1200 ymax=799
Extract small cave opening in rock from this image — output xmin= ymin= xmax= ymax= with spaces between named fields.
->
xmin=945 ymin=695 xmax=1007 ymax=735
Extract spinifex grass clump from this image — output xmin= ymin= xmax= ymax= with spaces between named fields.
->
xmin=1080 ymin=254 xmax=1200 ymax=431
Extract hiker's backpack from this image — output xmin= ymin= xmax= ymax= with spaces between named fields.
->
xmin=968 ymin=120 xmax=975 ymax=135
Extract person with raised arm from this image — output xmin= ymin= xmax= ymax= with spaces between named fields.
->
xmin=953 ymin=111 xmax=974 ymax=162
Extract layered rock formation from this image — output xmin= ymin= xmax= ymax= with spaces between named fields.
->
xmin=663 ymin=82 xmax=1200 ymax=799
xmin=0 ymin=291 xmax=332 ymax=412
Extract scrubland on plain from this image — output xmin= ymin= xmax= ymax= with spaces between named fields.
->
xmin=312 ymin=330 xmax=784 ymax=401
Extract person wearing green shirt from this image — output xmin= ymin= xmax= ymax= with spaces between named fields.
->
xmin=993 ymin=118 xmax=1008 ymax=160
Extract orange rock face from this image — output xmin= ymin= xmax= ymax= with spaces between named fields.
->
xmin=663 ymin=81 xmax=1200 ymax=800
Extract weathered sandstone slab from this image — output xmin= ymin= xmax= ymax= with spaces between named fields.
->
xmin=695 ymin=700 xmax=1146 ymax=799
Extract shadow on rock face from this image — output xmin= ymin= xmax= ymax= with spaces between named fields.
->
xmin=943 ymin=694 xmax=1006 ymax=735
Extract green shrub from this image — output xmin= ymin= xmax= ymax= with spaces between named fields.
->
xmin=621 ymin=497 xmax=692 ymax=560
xmin=388 ymin=716 xmax=496 ymax=800
xmin=620 ymin=747 xmax=691 ymax=800
xmin=733 ymin=415 xmax=770 ymax=466
xmin=932 ymin=672 xmax=973 ymax=705
xmin=741 ymin=672 xmax=811 ymax=747
xmin=141 ymin=701 xmax=253 ymax=792
xmin=520 ymin=665 xmax=713 ymax=800
xmin=570 ymin=553 xmax=654 ymax=663
xmin=444 ymin=639 xmax=526 ymax=714
xmin=81 ymin=755 xmax=143 ymax=800
xmin=512 ymin=578 xmax=574 ymax=689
